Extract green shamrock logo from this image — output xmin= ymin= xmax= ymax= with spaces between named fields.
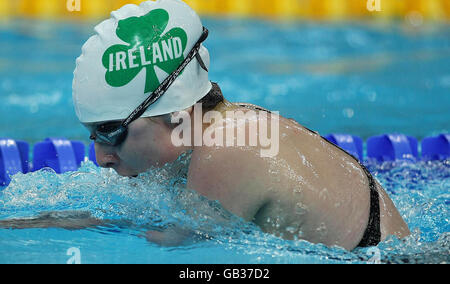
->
xmin=102 ymin=9 xmax=188 ymax=94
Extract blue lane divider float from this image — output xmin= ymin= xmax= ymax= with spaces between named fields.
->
xmin=89 ymin=142 xmax=98 ymax=166
xmin=1 ymin=132 xmax=449 ymax=188
xmin=324 ymin=134 xmax=363 ymax=161
xmin=0 ymin=139 xmax=29 ymax=186
xmin=32 ymin=138 xmax=85 ymax=173
xmin=85 ymin=133 xmax=449 ymax=165
xmin=367 ymin=134 xmax=418 ymax=162
xmin=421 ymin=134 xmax=450 ymax=161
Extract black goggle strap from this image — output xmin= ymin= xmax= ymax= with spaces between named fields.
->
xmin=122 ymin=27 xmax=209 ymax=129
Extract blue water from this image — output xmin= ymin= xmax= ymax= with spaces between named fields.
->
xmin=0 ymin=18 xmax=449 ymax=263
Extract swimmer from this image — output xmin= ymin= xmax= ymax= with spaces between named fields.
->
xmin=1 ymin=0 xmax=409 ymax=250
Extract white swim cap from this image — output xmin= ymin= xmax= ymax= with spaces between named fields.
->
xmin=73 ymin=0 xmax=212 ymax=123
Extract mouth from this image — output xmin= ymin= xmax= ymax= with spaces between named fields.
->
xmin=114 ymin=168 xmax=139 ymax=178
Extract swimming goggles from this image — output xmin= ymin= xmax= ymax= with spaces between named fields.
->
xmin=89 ymin=27 xmax=209 ymax=146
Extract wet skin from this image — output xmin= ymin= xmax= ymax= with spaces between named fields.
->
xmin=92 ymin=100 xmax=410 ymax=250
xmin=0 ymin=100 xmax=410 ymax=250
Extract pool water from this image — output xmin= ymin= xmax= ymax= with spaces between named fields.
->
xmin=0 ymin=18 xmax=449 ymax=263
xmin=0 ymin=158 xmax=448 ymax=264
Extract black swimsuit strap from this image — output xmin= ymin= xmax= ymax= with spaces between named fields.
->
xmin=356 ymin=165 xmax=381 ymax=247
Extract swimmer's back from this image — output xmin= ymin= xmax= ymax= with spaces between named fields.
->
xmin=187 ymin=103 xmax=410 ymax=250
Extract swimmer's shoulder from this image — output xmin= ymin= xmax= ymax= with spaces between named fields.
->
xmin=187 ymin=146 xmax=273 ymax=221
xmin=231 ymin=102 xmax=321 ymax=136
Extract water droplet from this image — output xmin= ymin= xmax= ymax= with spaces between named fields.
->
xmin=286 ymin=226 xmax=296 ymax=234
xmin=342 ymin=108 xmax=354 ymax=118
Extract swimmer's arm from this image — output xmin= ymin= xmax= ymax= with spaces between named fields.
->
xmin=187 ymin=147 xmax=272 ymax=223
xmin=145 ymin=226 xmax=194 ymax=247
xmin=145 ymin=148 xmax=271 ymax=247
xmin=0 ymin=211 xmax=106 ymax=230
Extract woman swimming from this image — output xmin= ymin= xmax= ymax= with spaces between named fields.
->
xmin=1 ymin=0 xmax=410 ymax=251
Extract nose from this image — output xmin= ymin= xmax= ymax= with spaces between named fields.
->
xmin=95 ymin=143 xmax=119 ymax=169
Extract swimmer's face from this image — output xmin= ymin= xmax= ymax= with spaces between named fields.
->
xmin=87 ymin=117 xmax=183 ymax=177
